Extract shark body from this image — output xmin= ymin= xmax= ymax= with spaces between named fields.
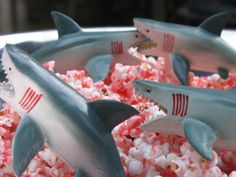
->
xmin=133 ymin=80 xmax=236 ymax=160
xmin=31 ymin=11 xmax=144 ymax=82
xmin=0 ymin=45 xmax=138 ymax=177
xmin=134 ymin=11 xmax=236 ymax=84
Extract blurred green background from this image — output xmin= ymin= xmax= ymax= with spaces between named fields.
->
xmin=0 ymin=0 xmax=235 ymax=34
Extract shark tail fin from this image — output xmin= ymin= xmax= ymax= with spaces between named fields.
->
xmin=89 ymin=100 xmax=139 ymax=132
xmin=198 ymin=11 xmax=232 ymax=36
xmin=51 ymin=11 xmax=82 ymax=38
xmin=13 ymin=115 xmax=44 ymax=176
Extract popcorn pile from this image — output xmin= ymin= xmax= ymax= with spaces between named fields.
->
xmin=1 ymin=56 xmax=236 ymax=177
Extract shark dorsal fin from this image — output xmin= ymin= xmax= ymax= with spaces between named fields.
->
xmin=51 ymin=11 xmax=82 ymax=38
xmin=199 ymin=11 xmax=232 ymax=36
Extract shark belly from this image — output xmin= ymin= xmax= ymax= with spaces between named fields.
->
xmin=29 ymin=98 xmax=108 ymax=177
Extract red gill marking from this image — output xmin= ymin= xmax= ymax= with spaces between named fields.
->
xmin=111 ymin=41 xmax=123 ymax=55
xmin=162 ymin=34 xmax=175 ymax=52
xmin=24 ymin=94 xmax=38 ymax=110
xmin=180 ymin=94 xmax=186 ymax=116
xmin=184 ymin=95 xmax=189 ymax=116
xmin=172 ymin=93 xmax=189 ymax=117
xmin=172 ymin=94 xmax=176 ymax=115
xmin=27 ymin=94 xmax=43 ymax=113
xmin=18 ymin=87 xmax=31 ymax=105
xmin=175 ymin=94 xmax=180 ymax=115
xmin=177 ymin=94 xmax=182 ymax=115
xmin=22 ymin=90 xmax=36 ymax=109
xmin=21 ymin=89 xmax=35 ymax=108
xmin=19 ymin=87 xmax=43 ymax=113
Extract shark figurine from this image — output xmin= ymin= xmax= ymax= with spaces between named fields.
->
xmin=134 ymin=11 xmax=236 ymax=85
xmin=31 ymin=11 xmax=144 ymax=82
xmin=0 ymin=44 xmax=139 ymax=177
xmin=133 ymin=79 xmax=236 ymax=161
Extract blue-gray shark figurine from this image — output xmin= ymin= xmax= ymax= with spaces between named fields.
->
xmin=134 ymin=11 xmax=236 ymax=85
xmin=0 ymin=44 xmax=139 ymax=177
xmin=133 ymin=79 xmax=236 ymax=161
xmin=32 ymin=11 xmax=144 ymax=82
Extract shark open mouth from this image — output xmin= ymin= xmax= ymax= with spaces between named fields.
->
xmin=134 ymin=88 xmax=168 ymax=114
xmin=135 ymin=30 xmax=157 ymax=52
xmin=0 ymin=59 xmax=15 ymax=97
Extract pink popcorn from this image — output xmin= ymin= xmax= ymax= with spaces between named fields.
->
xmin=1 ymin=53 xmax=236 ymax=177
xmin=128 ymin=160 xmax=144 ymax=176
xmin=43 ymin=61 xmax=55 ymax=72
xmin=229 ymin=171 xmax=236 ymax=177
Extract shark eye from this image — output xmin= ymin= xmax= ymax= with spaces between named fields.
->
xmin=135 ymin=34 xmax=138 ymax=38
xmin=146 ymin=89 xmax=151 ymax=93
xmin=8 ymin=67 xmax=12 ymax=71
xmin=146 ymin=29 xmax=150 ymax=33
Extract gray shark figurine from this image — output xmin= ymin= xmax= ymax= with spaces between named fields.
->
xmin=134 ymin=11 xmax=236 ymax=85
xmin=0 ymin=44 xmax=138 ymax=177
xmin=133 ymin=79 xmax=236 ymax=161
xmin=32 ymin=11 xmax=144 ymax=82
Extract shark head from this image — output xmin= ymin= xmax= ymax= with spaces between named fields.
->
xmin=0 ymin=45 xmax=41 ymax=112
xmin=133 ymin=80 xmax=174 ymax=115
xmin=133 ymin=18 xmax=160 ymax=54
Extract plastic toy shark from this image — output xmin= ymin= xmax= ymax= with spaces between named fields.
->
xmin=31 ymin=11 xmax=144 ymax=82
xmin=0 ymin=44 xmax=138 ymax=177
xmin=134 ymin=11 xmax=236 ymax=85
xmin=133 ymin=79 xmax=236 ymax=161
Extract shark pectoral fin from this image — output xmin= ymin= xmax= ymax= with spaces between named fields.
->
xmin=141 ymin=117 xmax=184 ymax=136
xmin=75 ymin=170 xmax=87 ymax=177
xmin=51 ymin=11 xmax=82 ymax=38
xmin=199 ymin=11 xmax=232 ymax=36
xmin=86 ymin=55 xmax=113 ymax=82
xmin=13 ymin=115 xmax=44 ymax=176
xmin=183 ymin=118 xmax=217 ymax=161
xmin=171 ymin=54 xmax=190 ymax=85
xmin=89 ymin=100 xmax=139 ymax=131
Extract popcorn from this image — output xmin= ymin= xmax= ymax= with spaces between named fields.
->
xmin=1 ymin=54 xmax=236 ymax=177
xmin=128 ymin=160 xmax=143 ymax=176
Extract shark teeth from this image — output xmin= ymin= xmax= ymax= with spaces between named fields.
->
xmin=134 ymin=90 xmax=168 ymax=114
xmin=0 ymin=60 xmax=9 ymax=83
xmin=0 ymin=59 xmax=14 ymax=97
xmin=137 ymin=38 xmax=157 ymax=52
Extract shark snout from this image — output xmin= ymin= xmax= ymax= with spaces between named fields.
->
xmin=0 ymin=47 xmax=16 ymax=101
xmin=132 ymin=80 xmax=152 ymax=96
xmin=133 ymin=18 xmax=155 ymax=34
xmin=134 ymin=18 xmax=152 ymax=28
xmin=133 ymin=18 xmax=158 ymax=53
xmin=132 ymin=80 xmax=143 ymax=92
